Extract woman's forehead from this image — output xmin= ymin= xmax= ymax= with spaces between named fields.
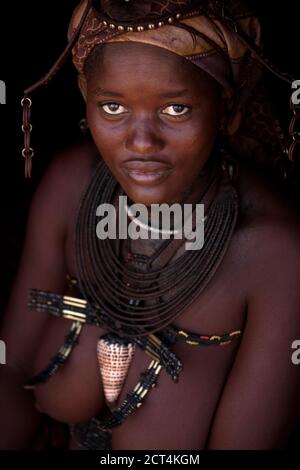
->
xmin=86 ymin=41 xmax=215 ymax=88
xmin=89 ymin=41 xmax=192 ymax=70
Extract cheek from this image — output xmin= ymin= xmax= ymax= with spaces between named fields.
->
xmin=87 ymin=104 xmax=122 ymax=153
xmin=193 ymin=106 xmax=219 ymax=141
xmin=171 ymin=109 xmax=219 ymax=161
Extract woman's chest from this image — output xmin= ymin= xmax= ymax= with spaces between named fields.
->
xmin=33 ymin=234 xmax=245 ymax=448
xmin=33 ymin=297 xmax=242 ymax=449
xmin=32 ymin=214 xmax=246 ymax=447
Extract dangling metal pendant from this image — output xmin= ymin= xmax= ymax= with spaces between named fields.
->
xmin=97 ymin=334 xmax=135 ymax=406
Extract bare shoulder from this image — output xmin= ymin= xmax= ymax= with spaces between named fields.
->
xmin=32 ymin=139 xmax=100 ymax=229
xmin=237 ymin=161 xmax=299 ymax=245
xmin=0 ymin=141 xmax=100 ymax=375
xmin=44 ymin=138 xmax=99 ymax=179
xmin=235 ymin=161 xmax=300 ymax=313
xmin=207 ymin=163 xmax=300 ymax=449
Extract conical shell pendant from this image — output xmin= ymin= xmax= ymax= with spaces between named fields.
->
xmin=97 ymin=335 xmax=135 ymax=405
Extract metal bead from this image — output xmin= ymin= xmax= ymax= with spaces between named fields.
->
xmin=168 ymin=17 xmax=174 ymax=23
xmin=118 ymin=25 xmax=125 ymax=31
xmin=109 ymin=23 xmax=116 ymax=29
xmin=158 ymin=21 xmax=164 ymax=27
xmin=176 ymin=13 xmax=181 ymax=19
xmin=127 ymin=26 xmax=133 ymax=32
xmin=103 ymin=21 xmax=108 ymax=26
xmin=148 ymin=23 xmax=155 ymax=30
xmin=137 ymin=25 xmax=144 ymax=32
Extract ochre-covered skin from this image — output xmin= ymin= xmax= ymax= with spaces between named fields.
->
xmin=0 ymin=27 xmax=300 ymax=451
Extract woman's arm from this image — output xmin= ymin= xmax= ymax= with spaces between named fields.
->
xmin=0 ymin=147 xmax=92 ymax=448
xmin=206 ymin=218 xmax=300 ymax=449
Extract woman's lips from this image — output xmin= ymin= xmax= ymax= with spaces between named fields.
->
xmin=121 ymin=160 xmax=173 ymax=185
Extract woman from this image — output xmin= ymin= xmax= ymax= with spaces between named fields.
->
xmin=0 ymin=0 xmax=300 ymax=450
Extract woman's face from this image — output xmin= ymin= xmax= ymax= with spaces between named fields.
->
xmin=84 ymin=42 xmax=221 ymax=205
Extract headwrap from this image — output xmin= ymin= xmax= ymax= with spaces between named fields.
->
xmin=70 ymin=0 xmax=261 ymax=112
xmin=22 ymin=0 xmax=295 ymax=178
xmin=67 ymin=0 xmax=293 ymax=170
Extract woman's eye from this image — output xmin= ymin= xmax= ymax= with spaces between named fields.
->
xmin=101 ymin=103 xmax=127 ymax=115
xmin=162 ymin=104 xmax=190 ymax=117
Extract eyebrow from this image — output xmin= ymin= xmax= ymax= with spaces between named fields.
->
xmin=159 ymin=89 xmax=190 ymax=98
xmin=92 ymin=87 xmax=124 ymax=97
xmin=92 ymin=87 xmax=190 ymax=98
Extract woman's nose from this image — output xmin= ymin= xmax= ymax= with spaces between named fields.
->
xmin=125 ymin=116 xmax=164 ymax=155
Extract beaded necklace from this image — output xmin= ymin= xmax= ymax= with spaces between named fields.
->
xmin=25 ymin=153 xmax=241 ymax=449
xmin=75 ymin=157 xmax=238 ymax=337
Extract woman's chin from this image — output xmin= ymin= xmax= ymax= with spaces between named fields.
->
xmin=122 ymin=186 xmax=178 ymax=206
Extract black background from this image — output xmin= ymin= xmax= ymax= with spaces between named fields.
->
xmin=0 ymin=0 xmax=299 ymax=449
